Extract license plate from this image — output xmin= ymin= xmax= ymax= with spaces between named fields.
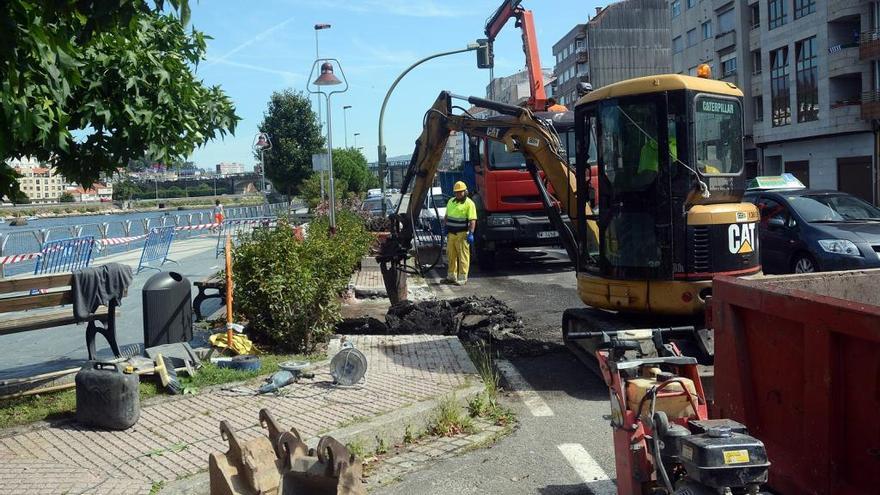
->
xmin=537 ymin=231 xmax=559 ymax=239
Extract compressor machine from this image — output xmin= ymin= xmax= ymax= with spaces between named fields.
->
xmin=569 ymin=327 xmax=771 ymax=495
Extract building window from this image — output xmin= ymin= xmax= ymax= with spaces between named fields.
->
xmin=754 ymin=95 xmax=764 ymax=122
xmin=752 ymin=50 xmax=762 ymax=74
xmin=672 ymin=0 xmax=681 ymax=17
xmin=687 ymin=28 xmax=698 ymax=47
xmin=796 ymin=36 xmax=818 ymax=122
xmin=718 ymin=9 xmax=736 ymax=34
xmin=687 ymin=0 xmax=696 ymax=7
xmin=576 ymin=39 xmax=585 ymax=50
xmin=721 ymin=53 xmax=737 ymax=76
xmin=794 ymin=0 xmax=815 ymax=19
xmin=770 ymin=46 xmax=791 ymax=126
xmin=702 ymin=20 xmax=713 ymax=39
xmin=750 ymin=3 xmax=761 ymax=29
xmin=688 ymin=66 xmax=698 ymax=76
xmin=768 ymin=0 xmax=787 ymax=29
xmin=673 ymin=36 xmax=683 ymax=53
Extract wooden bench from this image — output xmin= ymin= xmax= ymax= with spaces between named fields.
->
xmin=0 ymin=273 xmax=123 ymax=360
xmin=193 ymin=273 xmax=226 ymax=321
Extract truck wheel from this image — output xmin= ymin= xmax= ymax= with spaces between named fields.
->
xmin=475 ymin=241 xmax=496 ymax=271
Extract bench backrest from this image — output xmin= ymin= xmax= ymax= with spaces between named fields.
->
xmin=0 ymin=273 xmax=75 ymax=313
xmin=34 ymin=236 xmax=95 ymax=275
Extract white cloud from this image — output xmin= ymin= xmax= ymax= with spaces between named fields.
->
xmin=205 ymin=16 xmax=298 ymax=67
xmin=205 ymin=59 xmax=303 ymax=85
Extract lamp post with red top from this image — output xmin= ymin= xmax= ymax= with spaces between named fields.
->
xmin=308 ymin=59 xmax=348 ymax=232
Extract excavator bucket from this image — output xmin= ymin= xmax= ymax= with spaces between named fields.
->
xmin=208 ymin=408 xmax=365 ymax=495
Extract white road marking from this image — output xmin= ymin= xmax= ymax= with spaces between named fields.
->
xmin=557 ymin=443 xmax=616 ymax=494
xmin=495 ymin=359 xmax=554 ymax=417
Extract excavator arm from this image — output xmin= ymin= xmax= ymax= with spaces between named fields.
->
xmin=378 ymin=91 xmax=595 ymax=303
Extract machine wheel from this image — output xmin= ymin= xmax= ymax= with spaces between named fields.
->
xmin=475 ymin=240 xmax=496 ymax=271
xmin=791 ymin=253 xmax=818 ymax=274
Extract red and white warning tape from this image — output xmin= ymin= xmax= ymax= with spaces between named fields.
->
xmin=96 ymin=234 xmax=149 ymax=247
xmin=0 ymin=252 xmax=42 ymax=265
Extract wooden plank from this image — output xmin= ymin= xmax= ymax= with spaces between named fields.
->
xmin=0 ymin=291 xmax=73 ymax=313
xmin=0 ymin=307 xmax=112 ymax=335
xmin=0 ymin=273 xmax=73 ymax=293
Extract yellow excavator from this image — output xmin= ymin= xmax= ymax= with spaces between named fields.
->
xmin=378 ymin=70 xmax=760 ymax=369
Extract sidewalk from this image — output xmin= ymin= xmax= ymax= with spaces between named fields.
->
xmin=0 ymin=335 xmax=480 ymax=495
xmin=350 ymin=256 xmax=386 ymax=297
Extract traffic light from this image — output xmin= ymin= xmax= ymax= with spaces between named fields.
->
xmin=476 ymin=39 xmax=494 ymax=69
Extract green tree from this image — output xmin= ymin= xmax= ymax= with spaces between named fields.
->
xmin=330 ymin=148 xmax=378 ymax=195
xmin=299 ymin=173 xmax=349 ymax=209
xmin=0 ymin=1 xmax=237 ymax=198
xmin=113 ymin=178 xmax=140 ymax=201
xmin=59 ymin=191 xmax=75 ymax=203
xmin=256 ymin=90 xmax=324 ymax=195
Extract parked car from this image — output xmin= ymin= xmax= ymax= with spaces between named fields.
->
xmin=364 ymin=196 xmax=393 ymax=217
xmin=744 ymin=188 xmax=880 ymax=273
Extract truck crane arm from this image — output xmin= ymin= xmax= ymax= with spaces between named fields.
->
xmin=483 ymin=0 xmax=547 ymax=110
xmin=377 ymin=91 xmax=595 ymax=303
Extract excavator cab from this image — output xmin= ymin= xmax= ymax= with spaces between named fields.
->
xmin=572 ymin=75 xmax=760 ymax=314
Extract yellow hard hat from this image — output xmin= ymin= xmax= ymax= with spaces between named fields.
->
xmin=453 ymin=181 xmax=467 ymax=192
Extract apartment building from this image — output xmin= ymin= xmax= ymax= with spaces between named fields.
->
xmin=670 ymin=0 xmax=879 ymax=203
xmin=5 ymin=157 xmax=65 ymax=203
xmin=552 ymin=0 xmax=671 ymax=107
xmin=486 ymin=68 xmax=554 ymax=106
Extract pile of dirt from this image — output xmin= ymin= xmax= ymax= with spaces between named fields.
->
xmin=339 ymin=296 xmax=560 ymax=356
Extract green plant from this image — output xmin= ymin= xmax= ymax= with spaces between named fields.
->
xmin=403 ymin=424 xmax=416 ymax=445
xmin=427 ymin=395 xmax=474 ymax=437
xmin=468 ymin=342 xmax=500 ymax=399
xmin=149 ymin=481 xmax=164 ymax=495
xmin=468 ymin=392 xmax=515 ymax=427
xmin=374 ymin=435 xmax=389 ymax=455
xmin=233 ymin=212 xmax=373 ymax=352
xmin=345 ymin=438 xmax=368 ymax=459
xmin=59 ymin=192 xmax=75 ymax=203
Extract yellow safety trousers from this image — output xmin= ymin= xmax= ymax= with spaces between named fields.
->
xmin=447 ymin=231 xmax=470 ymax=280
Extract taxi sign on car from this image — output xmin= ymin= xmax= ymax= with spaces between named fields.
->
xmin=746 ymin=173 xmax=806 ymax=191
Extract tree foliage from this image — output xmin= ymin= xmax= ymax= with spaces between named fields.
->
xmin=59 ymin=191 xmax=75 ymax=202
xmin=0 ymin=0 xmax=238 ymax=198
xmin=331 ymin=148 xmax=378 ymax=195
xmin=256 ymin=90 xmax=324 ymax=196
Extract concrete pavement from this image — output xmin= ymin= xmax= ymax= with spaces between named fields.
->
xmin=0 ymin=335 xmax=481 ymax=495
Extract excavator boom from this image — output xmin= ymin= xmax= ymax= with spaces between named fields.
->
xmin=378 ymin=91 xmax=591 ymax=303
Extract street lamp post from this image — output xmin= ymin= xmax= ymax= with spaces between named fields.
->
xmin=308 ymin=59 xmax=348 ymax=232
xmin=253 ymin=132 xmax=272 ymax=199
xmin=377 ymin=42 xmax=480 ymax=215
xmin=315 ymin=23 xmax=331 ymax=200
xmin=343 ymin=105 xmax=352 ymax=148
xmin=353 ymin=132 xmax=360 ymax=149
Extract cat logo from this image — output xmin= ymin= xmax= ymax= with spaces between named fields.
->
xmin=728 ymin=223 xmax=756 ymax=254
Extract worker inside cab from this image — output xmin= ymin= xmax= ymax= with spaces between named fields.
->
xmin=443 ymin=181 xmax=477 ymax=285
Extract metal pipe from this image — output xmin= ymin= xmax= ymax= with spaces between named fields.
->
xmin=377 ymin=43 xmax=479 ymax=215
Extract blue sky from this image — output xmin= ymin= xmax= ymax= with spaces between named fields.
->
xmin=187 ymin=0 xmax=603 ymax=169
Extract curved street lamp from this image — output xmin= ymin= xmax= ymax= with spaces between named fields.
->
xmin=377 ymin=42 xmax=480 ymax=215
xmin=308 ymin=59 xmax=348 ymax=232
xmin=253 ymin=132 xmax=272 ymax=197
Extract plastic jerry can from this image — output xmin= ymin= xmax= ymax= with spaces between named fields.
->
xmin=76 ymin=361 xmax=140 ymax=430
xmin=626 ymin=376 xmax=697 ymax=423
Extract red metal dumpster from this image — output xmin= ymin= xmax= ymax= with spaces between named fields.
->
xmin=713 ymin=270 xmax=880 ymax=495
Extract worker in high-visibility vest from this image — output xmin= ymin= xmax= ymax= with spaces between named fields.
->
xmin=443 ymin=181 xmax=477 ymax=285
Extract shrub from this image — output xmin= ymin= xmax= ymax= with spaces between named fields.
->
xmin=232 ymin=211 xmax=374 ymax=353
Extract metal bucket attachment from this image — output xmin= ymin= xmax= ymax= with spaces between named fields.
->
xmin=209 ymin=420 xmax=284 ymax=494
xmin=208 ymin=408 xmax=365 ymax=495
xmin=278 ymin=435 xmax=364 ymax=495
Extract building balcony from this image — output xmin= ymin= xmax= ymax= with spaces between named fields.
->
xmin=860 ymin=29 xmax=880 ymax=60
xmin=577 ymin=51 xmax=588 ymax=63
xmin=715 ymin=30 xmax=736 ymax=52
xmin=861 ymin=90 xmax=880 ymax=120
xmin=827 ymin=0 xmax=864 ymax=23
xmin=749 ymin=26 xmax=760 ymax=51
xmin=828 ymin=45 xmax=863 ymax=78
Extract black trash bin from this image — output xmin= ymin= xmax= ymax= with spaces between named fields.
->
xmin=143 ymin=271 xmax=193 ymax=347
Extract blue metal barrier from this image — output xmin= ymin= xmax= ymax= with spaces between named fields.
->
xmin=34 ymin=236 xmax=96 ymax=275
xmin=137 ymin=226 xmax=177 ymax=273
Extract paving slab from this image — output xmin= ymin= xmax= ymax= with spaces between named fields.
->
xmin=0 ymin=335 xmax=480 ymax=495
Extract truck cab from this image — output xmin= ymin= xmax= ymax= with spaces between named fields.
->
xmin=466 ymin=111 xmax=577 ymax=268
